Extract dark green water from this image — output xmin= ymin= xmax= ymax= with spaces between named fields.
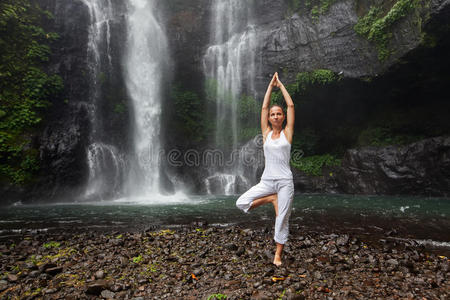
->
xmin=1 ymin=194 xmax=449 ymax=246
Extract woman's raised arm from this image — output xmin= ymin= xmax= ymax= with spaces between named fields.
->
xmin=261 ymin=73 xmax=278 ymax=140
xmin=275 ymin=73 xmax=295 ymax=144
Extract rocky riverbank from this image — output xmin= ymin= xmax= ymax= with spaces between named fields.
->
xmin=0 ymin=225 xmax=448 ymax=299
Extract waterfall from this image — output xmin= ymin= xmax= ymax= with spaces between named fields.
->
xmin=202 ymin=0 xmax=259 ymax=195
xmin=81 ymin=0 xmax=126 ymax=200
xmin=124 ymin=0 xmax=169 ymax=196
xmin=80 ymin=0 xmax=172 ymax=200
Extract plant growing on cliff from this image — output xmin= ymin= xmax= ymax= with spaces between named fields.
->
xmin=0 ymin=0 xmax=63 ymax=185
xmin=272 ymin=69 xmax=339 ymax=104
xmin=291 ymin=154 xmax=341 ymax=176
xmin=171 ymin=84 xmax=211 ymax=143
xmin=286 ymin=0 xmax=337 ymax=21
xmin=354 ymin=0 xmax=421 ymax=61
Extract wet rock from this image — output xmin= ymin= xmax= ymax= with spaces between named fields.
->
xmin=225 ymin=243 xmax=238 ymax=251
xmin=336 ymin=235 xmax=349 ymax=246
xmin=29 ymin=270 xmax=41 ymax=278
xmin=110 ymin=284 xmax=122 ymax=292
xmin=7 ymin=274 xmax=18 ymax=282
xmin=101 ymin=289 xmax=115 ymax=299
xmin=41 ymin=262 xmax=57 ymax=271
xmin=313 ymin=271 xmax=322 ymax=280
xmin=386 ymin=259 xmax=399 ymax=266
xmin=95 ymin=270 xmax=105 ymax=279
xmin=251 ymin=290 xmax=271 ymax=300
xmin=236 ymin=247 xmax=245 ymax=256
xmin=118 ymin=256 xmax=128 ymax=266
xmin=0 ymin=226 xmax=447 ymax=299
xmin=192 ymin=268 xmax=203 ymax=276
xmin=24 ymin=262 xmax=37 ymax=269
xmin=0 ymin=280 xmax=8 ymax=291
xmin=86 ymin=280 xmax=109 ymax=295
xmin=45 ymin=266 xmax=63 ymax=276
xmin=338 ymin=246 xmax=349 ymax=254
xmin=43 ymin=288 xmax=57 ymax=294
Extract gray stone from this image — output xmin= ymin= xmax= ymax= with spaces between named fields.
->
xmin=95 ymin=270 xmax=105 ymax=279
xmin=101 ymin=289 xmax=115 ymax=299
xmin=0 ymin=280 xmax=8 ymax=292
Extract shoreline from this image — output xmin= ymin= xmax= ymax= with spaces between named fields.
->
xmin=0 ymin=225 xmax=448 ymax=299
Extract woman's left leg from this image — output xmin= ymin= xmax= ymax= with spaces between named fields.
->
xmin=273 ymin=179 xmax=294 ymax=265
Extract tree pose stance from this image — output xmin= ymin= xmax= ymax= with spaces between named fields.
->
xmin=236 ymin=72 xmax=295 ymax=266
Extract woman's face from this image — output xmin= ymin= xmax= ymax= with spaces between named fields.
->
xmin=269 ymin=106 xmax=285 ymax=127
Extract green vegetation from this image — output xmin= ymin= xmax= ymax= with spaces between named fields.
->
xmin=238 ymin=94 xmax=259 ymax=120
xmin=296 ymin=69 xmax=338 ymax=92
xmin=278 ymin=289 xmax=287 ymax=300
xmin=292 ymin=128 xmax=320 ymax=156
xmin=113 ymin=103 xmax=127 ymax=114
xmin=171 ymin=84 xmax=210 ymax=143
xmin=132 ymin=254 xmax=143 ymax=264
xmin=207 ymin=294 xmax=227 ymax=300
xmin=238 ymin=94 xmax=259 ymax=141
xmin=238 ymin=127 xmax=260 ymax=142
xmin=354 ymin=0 xmax=420 ymax=60
xmin=43 ymin=241 xmax=61 ymax=248
xmin=286 ymin=0 xmax=338 ymax=21
xmin=272 ymin=69 xmax=339 ymax=104
xmin=291 ymin=154 xmax=341 ymax=176
xmin=0 ymin=0 xmax=63 ymax=185
xmin=203 ymin=78 xmax=260 ymax=144
xmin=357 ymin=126 xmax=424 ymax=147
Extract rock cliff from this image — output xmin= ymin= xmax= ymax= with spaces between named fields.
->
xmin=294 ymin=136 xmax=450 ymax=197
xmin=3 ymin=0 xmax=448 ymax=202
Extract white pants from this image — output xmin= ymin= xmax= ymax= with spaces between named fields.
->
xmin=236 ymin=179 xmax=294 ymax=244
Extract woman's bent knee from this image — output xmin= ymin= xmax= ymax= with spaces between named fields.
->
xmin=236 ymin=196 xmax=251 ymax=213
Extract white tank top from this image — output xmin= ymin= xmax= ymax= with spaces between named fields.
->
xmin=261 ymin=130 xmax=293 ymax=180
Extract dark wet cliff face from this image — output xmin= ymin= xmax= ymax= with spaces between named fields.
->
xmin=23 ymin=0 xmax=133 ymax=202
xmin=4 ymin=0 xmax=448 ymax=203
xmin=26 ymin=0 xmax=92 ymax=201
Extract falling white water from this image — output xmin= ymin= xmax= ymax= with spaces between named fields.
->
xmin=124 ymin=0 xmax=168 ymax=196
xmin=85 ymin=143 xmax=126 ymax=198
xmin=202 ymin=0 xmax=259 ymax=194
xmin=82 ymin=0 xmax=125 ymax=199
xmin=81 ymin=0 xmax=114 ymax=72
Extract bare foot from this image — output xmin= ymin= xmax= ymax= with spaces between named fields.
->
xmin=273 ymin=254 xmax=282 ymax=266
xmin=249 ymin=193 xmax=278 ymax=213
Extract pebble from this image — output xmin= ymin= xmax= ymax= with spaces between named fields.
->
xmin=7 ymin=274 xmax=18 ymax=282
xmin=86 ymin=280 xmax=109 ymax=295
xmin=0 ymin=227 xmax=447 ymax=299
xmin=0 ymin=280 xmax=8 ymax=291
xmin=95 ymin=270 xmax=105 ymax=279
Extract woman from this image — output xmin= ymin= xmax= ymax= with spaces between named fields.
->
xmin=236 ymin=72 xmax=295 ymax=266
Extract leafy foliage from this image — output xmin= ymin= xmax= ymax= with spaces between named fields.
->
xmin=354 ymin=0 xmax=420 ymax=60
xmin=286 ymin=0 xmax=338 ymax=22
xmin=43 ymin=241 xmax=61 ymax=248
xmin=237 ymin=94 xmax=259 ymax=141
xmin=292 ymin=128 xmax=320 ymax=156
xmin=207 ymin=294 xmax=227 ymax=300
xmin=171 ymin=85 xmax=210 ymax=143
xmin=291 ymin=154 xmax=341 ymax=176
xmin=272 ymin=69 xmax=339 ymax=104
xmin=0 ymin=0 xmax=63 ymax=185
xmin=357 ymin=126 xmax=424 ymax=147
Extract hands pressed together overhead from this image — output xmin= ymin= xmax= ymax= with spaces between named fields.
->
xmin=269 ymin=72 xmax=283 ymax=88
